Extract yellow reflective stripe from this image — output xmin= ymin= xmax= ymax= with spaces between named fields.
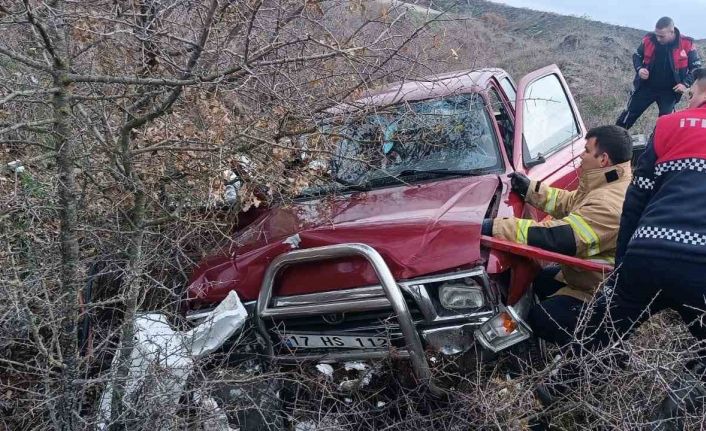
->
xmin=587 ymin=257 xmax=615 ymax=264
xmin=516 ymin=219 xmax=533 ymax=244
xmin=544 ymin=188 xmax=559 ymax=213
xmin=564 ymin=213 xmax=600 ymax=256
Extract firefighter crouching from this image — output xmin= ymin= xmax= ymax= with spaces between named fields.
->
xmin=481 ymin=125 xmax=633 ymax=347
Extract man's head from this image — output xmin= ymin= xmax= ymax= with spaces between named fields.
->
xmin=688 ymin=68 xmax=706 ymax=108
xmin=654 ymin=17 xmax=676 ymax=45
xmin=581 ymin=125 xmax=633 ymax=171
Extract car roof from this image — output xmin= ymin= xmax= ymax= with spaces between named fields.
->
xmin=327 ymin=68 xmax=506 ymax=115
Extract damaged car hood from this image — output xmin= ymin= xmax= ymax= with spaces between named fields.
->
xmin=187 ymin=175 xmax=501 ymax=304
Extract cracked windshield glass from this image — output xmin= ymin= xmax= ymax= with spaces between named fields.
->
xmin=303 ymin=93 xmax=501 ymax=194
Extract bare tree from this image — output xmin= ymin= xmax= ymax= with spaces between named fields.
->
xmin=0 ymin=1 xmax=467 ymax=429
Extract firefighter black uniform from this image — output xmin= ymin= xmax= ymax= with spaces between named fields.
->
xmin=586 ymin=100 xmax=706 ymax=349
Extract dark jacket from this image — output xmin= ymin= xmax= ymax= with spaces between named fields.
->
xmin=632 ymin=28 xmax=702 ymax=90
xmin=616 ymin=102 xmax=706 ymax=265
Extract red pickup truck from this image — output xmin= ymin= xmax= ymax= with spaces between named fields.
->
xmin=184 ymin=65 xmax=606 ymax=393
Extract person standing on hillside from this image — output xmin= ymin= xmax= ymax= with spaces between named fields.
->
xmin=616 ymin=17 xmax=702 ymax=130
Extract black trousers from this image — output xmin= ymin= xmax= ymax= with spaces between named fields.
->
xmin=527 ymin=265 xmax=585 ymax=347
xmin=581 ymin=255 xmax=706 ymax=352
xmin=615 ymin=86 xmax=679 ymax=130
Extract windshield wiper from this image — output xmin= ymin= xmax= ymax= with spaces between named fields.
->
xmin=301 ymin=169 xmax=486 ymax=198
xmin=296 ymin=177 xmax=370 ymax=199
xmin=395 ymin=168 xmax=491 ymax=178
xmin=333 ymin=177 xmax=371 ymax=192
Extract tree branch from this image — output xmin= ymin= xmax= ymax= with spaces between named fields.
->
xmin=66 ymin=46 xmax=360 ymax=87
xmin=0 ymin=139 xmax=55 ymax=150
xmin=0 ymin=119 xmax=55 ymax=136
xmin=243 ymin=0 xmax=263 ymax=65
xmin=0 ymin=45 xmax=53 ymax=73
xmin=22 ymin=0 xmax=63 ymax=68
xmin=65 ymin=74 xmax=197 ymax=86
xmin=0 ymin=88 xmax=59 ymax=105
xmin=130 ymin=144 xmax=217 ymax=155
xmin=121 ymin=0 xmax=219 ymax=133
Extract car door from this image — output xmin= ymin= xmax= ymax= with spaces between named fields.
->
xmin=511 ymin=65 xmax=587 ymax=220
xmin=512 ymin=64 xmax=587 ymax=188
xmin=485 ymin=79 xmax=516 ymax=170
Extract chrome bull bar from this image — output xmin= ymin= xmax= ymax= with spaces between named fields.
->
xmin=254 ymin=243 xmax=443 ymax=395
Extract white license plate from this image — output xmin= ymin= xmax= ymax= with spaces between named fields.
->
xmin=283 ymin=333 xmax=389 ymax=349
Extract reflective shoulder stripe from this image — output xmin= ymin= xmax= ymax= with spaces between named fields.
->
xmin=564 ymin=213 xmax=601 ymax=256
xmin=632 ymin=176 xmax=654 ymax=190
xmin=587 ymin=256 xmax=615 ymax=264
xmin=516 ymin=219 xmax=533 ymax=245
xmin=544 ymin=187 xmax=559 ymax=213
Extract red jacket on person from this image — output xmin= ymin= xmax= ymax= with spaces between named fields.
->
xmin=617 ymin=101 xmax=706 ymax=265
xmin=632 ymin=28 xmax=702 ymax=89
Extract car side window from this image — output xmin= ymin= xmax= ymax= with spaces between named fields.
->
xmin=522 ymin=74 xmax=580 ymax=162
xmin=499 ymin=78 xmax=516 ymax=110
xmin=488 ymin=87 xmax=514 ymax=160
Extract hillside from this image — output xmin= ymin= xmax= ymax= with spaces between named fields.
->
xmin=422 ymin=0 xmax=705 ymax=133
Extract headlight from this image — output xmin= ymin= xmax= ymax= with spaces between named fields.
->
xmin=474 ymin=305 xmax=532 ymax=353
xmin=438 ymin=278 xmax=485 ymax=310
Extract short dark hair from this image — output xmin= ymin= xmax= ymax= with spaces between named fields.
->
xmin=586 ymin=125 xmax=633 ymax=164
xmin=655 ymin=17 xmax=674 ymax=29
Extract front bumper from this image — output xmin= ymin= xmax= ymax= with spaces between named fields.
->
xmin=186 ymin=243 xmax=533 ymax=395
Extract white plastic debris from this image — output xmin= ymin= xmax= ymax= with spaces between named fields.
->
xmin=283 ymin=233 xmax=301 ymax=249
xmin=343 ymin=361 xmax=367 ymax=372
xmin=337 ymin=361 xmax=375 ymax=391
xmin=222 ymin=169 xmax=242 ymax=206
xmin=376 ymin=401 xmax=386 ymax=408
xmin=97 ymin=291 xmax=247 ymax=430
xmin=223 ymin=169 xmax=238 ymax=183
xmin=244 ymin=362 xmax=261 ymax=373
xmin=237 ymin=155 xmax=255 ymax=176
xmin=7 ymin=160 xmax=24 ymax=174
xmin=316 ymin=363 xmax=334 ymax=379
xmin=224 ymin=184 xmax=239 ymax=205
xmin=360 ymin=371 xmax=373 ymax=388
xmin=338 ymin=378 xmax=356 ymax=392
xmin=295 ymin=421 xmax=318 ymax=431
xmin=306 ymin=159 xmax=327 ymax=171
xmin=189 ymin=291 xmax=248 ymax=357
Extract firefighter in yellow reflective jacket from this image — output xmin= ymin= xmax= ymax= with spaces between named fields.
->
xmin=481 ymin=125 xmax=633 ymax=346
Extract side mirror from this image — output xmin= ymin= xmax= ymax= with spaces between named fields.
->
xmin=524 ymin=153 xmax=546 ymax=168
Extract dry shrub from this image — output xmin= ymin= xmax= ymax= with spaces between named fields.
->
xmin=480 ymin=12 xmax=509 ymax=30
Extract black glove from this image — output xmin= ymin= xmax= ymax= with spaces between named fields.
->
xmin=481 ymin=218 xmax=494 ymax=236
xmin=508 ymin=172 xmax=530 ymax=199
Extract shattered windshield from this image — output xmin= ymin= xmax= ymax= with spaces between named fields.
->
xmin=302 ymin=93 xmax=502 ymax=194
